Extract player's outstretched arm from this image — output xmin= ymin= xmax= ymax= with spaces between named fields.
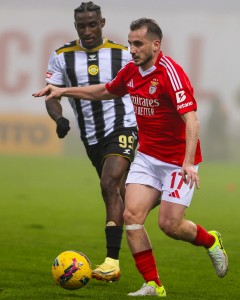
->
xmin=32 ymin=85 xmax=62 ymax=100
xmin=32 ymin=84 xmax=117 ymax=101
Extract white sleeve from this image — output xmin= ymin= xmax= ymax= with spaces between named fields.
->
xmin=122 ymin=48 xmax=133 ymax=67
xmin=46 ymin=51 xmax=66 ymax=86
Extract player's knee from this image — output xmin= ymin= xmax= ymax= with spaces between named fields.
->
xmin=100 ymin=175 xmax=119 ymax=197
xmin=158 ymin=218 xmax=179 ymax=239
xmin=123 ymin=207 xmax=146 ymax=227
xmin=123 ymin=206 xmax=142 ymax=225
xmin=123 ymin=208 xmax=132 ymax=224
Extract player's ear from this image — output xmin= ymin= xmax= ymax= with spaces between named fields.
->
xmin=74 ymin=22 xmax=77 ymax=30
xmin=153 ymin=40 xmax=161 ymax=51
xmin=101 ymin=17 xmax=106 ymax=28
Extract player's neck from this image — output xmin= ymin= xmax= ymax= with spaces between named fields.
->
xmin=140 ymin=51 xmax=161 ymax=71
xmin=79 ymin=37 xmax=104 ymax=50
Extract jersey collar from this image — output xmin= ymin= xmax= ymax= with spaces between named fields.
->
xmin=77 ymin=37 xmax=108 ymax=52
xmin=139 ymin=65 xmax=156 ymax=77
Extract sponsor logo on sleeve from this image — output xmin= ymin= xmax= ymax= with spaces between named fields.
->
xmin=46 ymin=71 xmax=53 ymax=79
xmin=176 ymin=90 xmax=186 ymax=103
xmin=177 ymin=101 xmax=193 ymax=110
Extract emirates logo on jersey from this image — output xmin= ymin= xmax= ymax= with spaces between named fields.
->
xmin=88 ymin=64 xmax=99 ymax=76
xmin=149 ymin=79 xmax=159 ymax=94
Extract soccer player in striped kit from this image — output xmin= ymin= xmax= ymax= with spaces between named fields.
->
xmin=34 ymin=18 xmax=228 ymax=296
xmin=43 ymin=2 xmax=138 ymax=282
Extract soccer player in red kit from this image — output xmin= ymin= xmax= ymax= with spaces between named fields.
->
xmin=33 ymin=18 xmax=228 ymax=297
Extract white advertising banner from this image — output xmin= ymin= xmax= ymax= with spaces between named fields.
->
xmin=0 ymin=0 xmax=239 ymax=157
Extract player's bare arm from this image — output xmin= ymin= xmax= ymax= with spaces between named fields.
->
xmin=46 ymin=98 xmax=63 ymax=122
xmin=32 ymin=84 xmax=117 ymax=101
xmin=181 ymin=110 xmax=200 ymax=189
xmin=43 ymin=84 xmax=64 ymax=119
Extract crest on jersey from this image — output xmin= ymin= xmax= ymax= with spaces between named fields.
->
xmin=88 ymin=64 xmax=99 ymax=76
xmin=149 ymin=79 xmax=159 ymax=94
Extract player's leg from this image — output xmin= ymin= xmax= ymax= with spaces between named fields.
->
xmin=91 ymin=155 xmax=129 ymax=282
xmin=159 ymin=164 xmax=228 ymax=277
xmin=124 ymin=184 xmax=166 ymax=297
xmin=124 ymin=152 xmax=166 ymax=296
xmin=101 ymin=155 xmax=129 ymax=226
xmin=159 ymin=201 xmax=228 ymax=277
xmin=92 ymin=128 xmax=138 ymax=282
xmin=158 ymin=200 xmax=197 ymax=241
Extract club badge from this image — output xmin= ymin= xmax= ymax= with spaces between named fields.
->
xmin=149 ymin=79 xmax=159 ymax=94
xmin=88 ymin=65 xmax=99 ymax=76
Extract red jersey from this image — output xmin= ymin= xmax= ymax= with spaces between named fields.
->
xmin=106 ymin=52 xmax=202 ymax=166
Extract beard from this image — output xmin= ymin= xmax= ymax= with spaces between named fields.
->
xmin=133 ymin=53 xmax=153 ymax=67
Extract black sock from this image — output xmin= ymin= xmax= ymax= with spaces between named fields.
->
xmin=105 ymin=226 xmax=123 ymax=259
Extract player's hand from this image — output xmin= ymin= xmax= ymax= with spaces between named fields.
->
xmin=181 ymin=164 xmax=199 ymax=189
xmin=32 ymin=85 xmax=62 ymax=100
xmin=56 ymin=117 xmax=70 ymax=138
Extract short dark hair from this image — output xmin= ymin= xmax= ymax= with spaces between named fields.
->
xmin=74 ymin=2 xmax=101 ymax=17
xmin=130 ymin=18 xmax=163 ymax=41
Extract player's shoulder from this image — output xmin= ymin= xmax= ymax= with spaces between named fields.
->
xmin=55 ymin=40 xmax=80 ymax=55
xmin=104 ymin=38 xmax=128 ymax=51
xmin=158 ymin=53 xmax=192 ymax=90
xmin=119 ymin=59 xmax=136 ymax=75
xmin=159 ymin=54 xmax=183 ymax=71
xmin=101 ymin=38 xmax=132 ymax=62
xmin=125 ymin=60 xmax=135 ymax=68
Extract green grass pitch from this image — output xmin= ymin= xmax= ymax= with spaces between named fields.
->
xmin=0 ymin=155 xmax=239 ymax=299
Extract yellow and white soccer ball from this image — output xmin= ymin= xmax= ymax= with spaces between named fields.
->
xmin=52 ymin=250 xmax=92 ymax=290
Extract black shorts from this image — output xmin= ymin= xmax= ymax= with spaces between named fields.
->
xmin=84 ymin=127 xmax=138 ymax=177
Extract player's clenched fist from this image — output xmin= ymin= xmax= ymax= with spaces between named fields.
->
xmin=56 ymin=117 xmax=70 ymax=138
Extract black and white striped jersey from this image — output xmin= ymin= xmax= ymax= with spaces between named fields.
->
xmin=46 ymin=37 xmax=137 ymax=145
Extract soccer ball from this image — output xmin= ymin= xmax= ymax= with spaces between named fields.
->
xmin=52 ymin=250 xmax=92 ymax=290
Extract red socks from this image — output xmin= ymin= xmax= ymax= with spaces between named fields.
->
xmin=192 ymin=224 xmax=215 ymax=248
xmin=132 ymin=225 xmax=214 ymax=287
xmin=133 ymin=225 xmax=215 ymax=286
xmin=133 ymin=249 xmax=162 ymax=286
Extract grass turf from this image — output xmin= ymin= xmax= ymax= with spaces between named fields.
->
xmin=0 ymin=155 xmax=239 ymax=299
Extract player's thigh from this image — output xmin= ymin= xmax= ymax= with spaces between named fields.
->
xmin=158 ymin=200 xmax=187 ymax=226
xmin=102 ymin=155 xmax=130 ymax=181
xmin=124 ymin=183 xmax=160 ymax=224
xmin=101 ymin=127 xmax=137 ymax=181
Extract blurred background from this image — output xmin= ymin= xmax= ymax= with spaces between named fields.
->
xmin=1 ymin=0 xmax=240 ymax=161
